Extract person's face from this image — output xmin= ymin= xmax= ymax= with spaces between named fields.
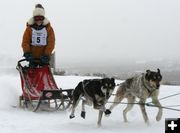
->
xmin=34 ymin=16 xmax=44 ymax=26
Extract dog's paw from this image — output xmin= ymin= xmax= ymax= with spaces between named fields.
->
xmin=156 ymin=111 xmax=162 ymax=121
xmin=124 ymin=119 xmax=128 ymax=123
xmin=104 ymin=109 xmax=111 ymax=116
xmin=146 ymin=121 xmax=151 ymax=126
xmin=69 ymin=115 xmax=75 ymax=119
xmin=156 ymin=115 xmax=162 ymax=121
xmin=97 ymin=123 xmax=102 ymax=127
xmin=81 ymin=111 xmax=86 ymax=119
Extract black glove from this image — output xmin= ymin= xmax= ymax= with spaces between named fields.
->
xmin=40 ymin=55 xmax=49 ymax=64
xmin=23 ymin=52 xmax=33 ymax=61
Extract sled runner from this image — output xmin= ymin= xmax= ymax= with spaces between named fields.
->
xmin=17 ymin=59 xmax=73 ymax=112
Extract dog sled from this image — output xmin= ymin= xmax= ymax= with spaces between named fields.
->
xmin=16 ymin=59 xmax=73 ymax=112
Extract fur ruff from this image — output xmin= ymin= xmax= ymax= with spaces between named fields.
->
xmin=27 ymin=17 xmax=49 ymax=26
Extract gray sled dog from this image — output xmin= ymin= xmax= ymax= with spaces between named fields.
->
xmin=108 ymin=69 xmax=162 ymax=124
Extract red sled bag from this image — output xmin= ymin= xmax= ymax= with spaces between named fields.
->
xmin=20 ymin=65 xmax=58 ymax=100
xmin=17 ymin=59 xmax=73 ymax=111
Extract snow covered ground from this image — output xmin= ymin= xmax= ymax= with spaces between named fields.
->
xmin=0 ymin=69 xmax=180 ymax=133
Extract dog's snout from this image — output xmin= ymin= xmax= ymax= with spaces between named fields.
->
xmin=106 ymin=92 xmax=109 ymax=97
xmin=156 ymin=83 xmax=160 ymax=89
xmin=107 ymin=92 xmax=109 ymax=96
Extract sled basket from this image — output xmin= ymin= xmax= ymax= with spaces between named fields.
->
xmin=17 ymin=59 xmax=73 ymax=111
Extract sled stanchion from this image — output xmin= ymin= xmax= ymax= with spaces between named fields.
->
xmin=33 ymin=93 xmax=43 ymax=112
xmin=17 ymin=63 xmax=34 ymax=108
xmin=19 ymin=96 xmax=23 ymax=108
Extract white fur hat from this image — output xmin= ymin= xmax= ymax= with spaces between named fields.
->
xmin=33 ymin=4 xmax=45 ymax=17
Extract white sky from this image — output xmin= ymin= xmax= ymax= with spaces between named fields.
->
xmin=0 ymin=0 xmax=180 ymax=67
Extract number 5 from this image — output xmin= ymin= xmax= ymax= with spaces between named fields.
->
xmin=37 ymin=37 xmax=41 ymax=43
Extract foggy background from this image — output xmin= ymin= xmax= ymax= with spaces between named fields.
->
xmin=0 ymin=0 xmax=180 ymax=84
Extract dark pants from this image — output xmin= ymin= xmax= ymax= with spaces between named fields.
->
xmin=29 ymin=61 xmax=49 ymax=68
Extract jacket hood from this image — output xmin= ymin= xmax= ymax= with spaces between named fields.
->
xmin=27 ymin=17 xmax=50 ymax=26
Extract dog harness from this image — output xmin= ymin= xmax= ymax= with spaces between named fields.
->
xmin=81 ymin=81 xmax=93 ymax=101
xmin=141 ymin=75 xmax=156 ymax=97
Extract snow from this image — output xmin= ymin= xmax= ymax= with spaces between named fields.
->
xmin=0 ymin=69 xmax=180 ymax=133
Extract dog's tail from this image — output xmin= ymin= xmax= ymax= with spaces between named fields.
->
xmin=68 ymin=82 xmax=83 ymax=112
xmin=115 ymin=84 xmax=125 ymax=98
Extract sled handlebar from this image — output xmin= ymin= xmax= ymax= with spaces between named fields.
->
xmin=17 ymin=58 xmax=41 ymax=66
xmin=17 ymin=59 xmax=27 ymax=66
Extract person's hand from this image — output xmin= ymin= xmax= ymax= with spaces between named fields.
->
xmin=23 ymin=52 xmax=33 ymax=61
xmin=40 ymin=55 xmax=49 ymax=64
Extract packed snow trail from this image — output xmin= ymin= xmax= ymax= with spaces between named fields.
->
xmin=0 ymin=71 xmax=180 ymax=133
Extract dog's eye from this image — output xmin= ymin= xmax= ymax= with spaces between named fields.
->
xmin=109 ymin=84 xmax=112 ymax=87
xmin=157 ymin=76 xmax=162 ymax=80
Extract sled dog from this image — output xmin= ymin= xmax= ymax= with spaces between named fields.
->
xmin=108 ymin=69 xmax=162 ymax=124
xmin=70 ymin=78 xmax=115 ymax=126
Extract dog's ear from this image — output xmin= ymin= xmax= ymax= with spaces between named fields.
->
xmin=111 ymin=78 xmax=115 ymax=82
xmin=145 ymin=70 xmax=151 ymax=80
xmin=146 ymin=70 xmax=151 ymax=75
xmin=157 ymin=68 xmax=162 ymax=81
xmin=157 ymin=68 xmax=160 ymax=73
xmin=101 ymin=78 xmax=105 ymax=84
xmin=111 ymin=78 xmax=115 ymax=86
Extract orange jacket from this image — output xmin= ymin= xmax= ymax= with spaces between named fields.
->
xmin=22 ymin=18 xmax=55 ymax=58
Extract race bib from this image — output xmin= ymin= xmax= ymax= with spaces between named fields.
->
xmin=31 ymin=27 xmax=47 ymax=46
